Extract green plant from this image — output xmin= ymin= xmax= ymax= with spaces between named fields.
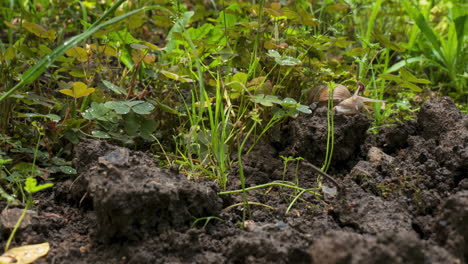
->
xmin=81 ymin=99 xmax=156 ymax=143
xmin=402 ymin=0 xmax=467 ymax=100
xmin=3 ymin=121 xmax=53 ymax=251
xmin=279 ymin=155 xmax=304 ymax=191
xmin=4 ymin=177 xmax=53 ymax=251
xmin=249 ymin=94 xmax=311 ymax=153
xmin=321 ymin=82 xmax=335 ymax=175
xmin=0 ymin=157 xmax=16 ymax=204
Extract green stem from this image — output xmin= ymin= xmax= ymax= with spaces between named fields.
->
xmin=4 ymin=198 xmax=30 ymax=251
xmin=218 ymin=182 xmax=321 ymax=197
xmin=237 ymin=123 xmax=257 ymax=227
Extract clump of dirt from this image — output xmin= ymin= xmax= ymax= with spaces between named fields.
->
xmin=309 ymin=230 xmax=456 ymax=264
xmin=1 ymin=97 xmax=467 ymax=264
xmin=285 ymin=106 xmax=371 ymax=169
xmin=71 ymin=139 xmax=222 ymax=242
xmin=435 ymin=190 xmax=468 ymax=260
xmin=333 ymin=181 xmax=413 ymax=234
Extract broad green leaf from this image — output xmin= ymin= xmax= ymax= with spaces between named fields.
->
xmin=345 ymin=47 xmax=368 ymax=57
xmin=126 ymin=12 xmax=146 ymax=29
xmin=102 ymin=80 xmax=126 ymax=95
xmin=59 ymin=82 xmax=95 ymax=98
xmin=187 ymin=23 xmax=214 ymax=40
xmin=92 ymin=130 xmax=111 ymax=138
xmin=11 ymin=162 xmax=42 ymax=176
xmin=400 ymin=81 xmax=422 ymax=92
xmin=266 ymin=50 xmax=301 ymax=66
xmin=104 ymin=101 xmax=131 ymax=114
xmin=59 ymin=166 xmax=77 ymax=174
xmin=379 ymin=74 xmax=402 ymax=82
xmin=123 ymin=100 xmax=144 ymax=108
xmin=227 ymin=72 xmax=248 ymax=93
xmin=24 ymin=177 xmax=53 ymax=194
xmin=123 ymin=113 xmax=139 ymax=136
xmin=385 ymin=57 xmax=428 ymax=74
xmin=132 ymin=102 xmax=155 ymax=115
xmin=282 ymin=98 xmax=298 ymax=105
xmin=140 ymin=119 xmax=157 ymax=138
xmin=82 ymin=102 xmax=114 ymax=121
xmin=251 ymin=94 xmax=282 ymax=107
xmin=296 ymin=105 xmax=312 ymax=114
xmin=400 ymin=68 xmax=430 ymax=84
xmin=216 ymin=4 xmax=241 ymax=27
xmin=266 ymin=50 xmax=281 ymax=59
xmin=277 ymin=55 xmax=300 ymax=66
xmin=166 ymin=11 xmax=194 ymax=52
xmin=334 ymin=38 xmax=354 ymax=48
xmin=251 ymin=94 xmax=273 ymax=106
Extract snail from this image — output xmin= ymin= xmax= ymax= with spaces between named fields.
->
xmin=313 ymin=83 xmax=386 ymax=115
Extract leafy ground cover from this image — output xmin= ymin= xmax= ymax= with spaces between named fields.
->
xmin=0 ymin=0 xmax=467 ymax=263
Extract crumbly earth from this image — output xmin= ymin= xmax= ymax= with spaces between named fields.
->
xmin=0 ymin=97 xmax=467 ymax=264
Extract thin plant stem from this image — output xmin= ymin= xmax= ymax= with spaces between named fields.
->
xmin=218 ymin=181 xmax=322 ymax=197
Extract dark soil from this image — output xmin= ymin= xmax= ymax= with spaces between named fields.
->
xmin=1 ymin=97 xmax=467 ymax=263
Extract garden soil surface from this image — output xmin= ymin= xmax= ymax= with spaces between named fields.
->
xmin=1 ymin=97 xmax=467 ymax=264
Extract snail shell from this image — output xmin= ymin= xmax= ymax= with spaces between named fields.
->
xmin=314 ymin=84 xmax=351 ymax=103
xmin=314 ymin=84 xmax=386 ymax=115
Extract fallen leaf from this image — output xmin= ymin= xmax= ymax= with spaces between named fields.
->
xmin=0 ymin=243 xmax=49 ymax=264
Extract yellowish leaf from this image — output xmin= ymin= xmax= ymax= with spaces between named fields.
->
xmin=142 ymin=41 xmax=160 ymax=51
xmin=160 ymin=70 xmax=194 ymax=83
xmin=127 ymin=12 xmax=145 ymax=29
xmin=59 ymin=82 xmax=95 ymax=98
xmin=3 ymin=47 xmax=16 ymax=61
xmin=23 ymin=21 xmax=56 ymax=41
xmin=0 ymin=242 xmax=49 ymax=264
xmin=3 ymin=21 xmax=18 ymax=30
xmin=65 ymin=47 xmax=88 ymax=62
xmin=97 ymin=45 xmax=117 ymax=56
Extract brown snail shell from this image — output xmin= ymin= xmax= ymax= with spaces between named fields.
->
xmin=314 ymin=84 xmax=386 ymax=115
xmin=314 ymin=84 xmax=351 ymax=103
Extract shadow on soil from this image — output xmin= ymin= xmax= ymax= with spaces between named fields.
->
xmin=1 ymin=97 xmax=467 ymax=264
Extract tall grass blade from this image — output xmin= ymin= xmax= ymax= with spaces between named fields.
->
xmin=401 ymin=0 xmax=444 ymax=63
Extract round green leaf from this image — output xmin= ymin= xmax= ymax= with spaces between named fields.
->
xmin=92 ymin=130 xmax=111 ymax=138
xmin=104 ymin=101 xmax=131 ymax=114
xmin=132 ymin=102 xmax=155 ymax=115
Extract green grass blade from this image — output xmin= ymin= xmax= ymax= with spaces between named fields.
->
xmin=454 ymin=15 xmax=466 ymax=56
xmin=385 ymin=57 xmax=429 ymax=74
xmin=401 ymin=0 xmax=444 ymax=63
